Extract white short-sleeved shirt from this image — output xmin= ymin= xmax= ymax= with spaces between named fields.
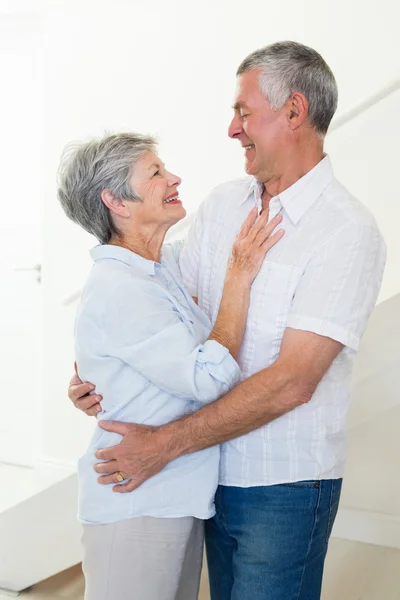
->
xmin=179 ymin=156 xmax=386 ymax=486
xmin=76 ymin=244 xmax=240 ymax=524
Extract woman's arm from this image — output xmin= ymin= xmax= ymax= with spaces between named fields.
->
xmin=208 ymin=209 xmax=283 ymax=359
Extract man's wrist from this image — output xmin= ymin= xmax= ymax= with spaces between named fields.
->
xmin=158 ymin=419 xmax=190 ymax=462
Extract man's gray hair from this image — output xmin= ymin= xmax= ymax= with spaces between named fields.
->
xmin=237 ymin=41 xmax=338 ymax=136
xmin=57 ymin=132 xmax=157 ymax=244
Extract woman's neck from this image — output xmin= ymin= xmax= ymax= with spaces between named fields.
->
xmin=109 ymin=226 xmax=168 ymax=263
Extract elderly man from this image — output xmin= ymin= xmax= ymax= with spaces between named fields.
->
xmin=70 ymin=41 xmax=386 ymax=600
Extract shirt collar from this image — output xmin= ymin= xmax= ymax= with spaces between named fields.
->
xmin=90 ymin=244 xmax=156 ymax=275
xmin=242 ymin=155 xmax=334 ymax=225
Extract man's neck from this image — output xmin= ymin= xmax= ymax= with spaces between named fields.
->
xmin=261 ymin=146 xmax=324 ymax=210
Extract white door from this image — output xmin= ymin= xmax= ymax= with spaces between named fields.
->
xmin=0 ymin=15 xmax=45 ymax=465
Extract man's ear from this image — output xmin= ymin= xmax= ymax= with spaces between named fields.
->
xmin=101 ymin=189 xmax=130 ymax=218
xmin=287 ymin=92 xmax=309 ymax=130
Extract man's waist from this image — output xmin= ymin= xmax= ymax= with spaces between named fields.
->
xmin=219 ymin=437 xmax=347 ymax=486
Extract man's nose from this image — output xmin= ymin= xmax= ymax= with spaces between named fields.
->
xmin=228 ymin=114 xmax=243 ymax=139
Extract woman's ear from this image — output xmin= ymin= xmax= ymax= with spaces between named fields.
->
xmin=101 ymin=190 xmax=131 ymax=218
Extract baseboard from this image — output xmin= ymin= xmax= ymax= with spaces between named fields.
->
xmin=332 ymin=506 xmax=400 ymax=549
xmin=0 ymin=587 xmax=21 ymax=596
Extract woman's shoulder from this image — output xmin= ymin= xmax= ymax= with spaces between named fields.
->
xmin=161 ymin=240 xmax=183 ymax=272
xmin=81 ymin=259 xmax=167 ymax=315
xmin=85 ymin=258 xmax=145 ymax=288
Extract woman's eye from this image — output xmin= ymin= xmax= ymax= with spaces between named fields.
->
xmin=153 ymin=170 xmax=160 ymax=177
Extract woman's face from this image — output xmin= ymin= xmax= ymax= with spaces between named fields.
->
xmin=129 ymin=151 xmax=185 ymax=227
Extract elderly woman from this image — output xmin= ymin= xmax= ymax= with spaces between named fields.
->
xmin=57 ymin=132 xmax=283 ymax=600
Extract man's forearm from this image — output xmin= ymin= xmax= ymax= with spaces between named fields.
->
xmin=160 ymin=362 xmax=311 ymax=461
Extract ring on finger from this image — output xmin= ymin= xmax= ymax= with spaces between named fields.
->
xmin=116 ymin=472 xmax=124 ymax=483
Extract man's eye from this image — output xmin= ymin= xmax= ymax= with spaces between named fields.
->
xmin=240 ymin=113 xmax=250 ymax=119
xmin=153 ymin=170 xmax=160 ymax=177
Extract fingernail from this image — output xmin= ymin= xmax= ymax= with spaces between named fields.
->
xmin=96 ymin=406 xmax=101 ymax=412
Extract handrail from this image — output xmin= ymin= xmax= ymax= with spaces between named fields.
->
xmin=62 ymin=290 xmax=82 ymax=305
xmin=329 ymin=79 xmax=400 ymax=132
xmin=61 ymin=78 xmax=400 ymax=306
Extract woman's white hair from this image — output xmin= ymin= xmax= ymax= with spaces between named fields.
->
xmin=237 ymin=41 xmax=338 ymax=136
xmin=57 ymin=132 xmax=157 ymax=243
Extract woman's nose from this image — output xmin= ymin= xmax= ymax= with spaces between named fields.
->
xmin=168 ymin=171 xmax=181 ymax=188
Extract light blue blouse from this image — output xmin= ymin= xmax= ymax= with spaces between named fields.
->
xmin=76 ymin=243 xmax=240 ymax=524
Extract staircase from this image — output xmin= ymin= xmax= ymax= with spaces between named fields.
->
xmin=0 ymin=472 xmax=80 ymax=595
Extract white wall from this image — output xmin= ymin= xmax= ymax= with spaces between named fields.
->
xmin=38 ymin=0 xmax=400 ymax=465
xmin=0 ymin=14 xmax=46 ymax=465
xmin=326 ymin=89 xmax=400 ymax=304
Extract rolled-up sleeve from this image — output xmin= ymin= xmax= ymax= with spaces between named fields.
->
xmin=103 ymin=279 xmax=240 ymax=403
xmin=286 ymin=222 xmax=386 ymax=352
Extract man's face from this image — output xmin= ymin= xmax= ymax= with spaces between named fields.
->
xmin=228 ymin=69 xmax=289 ymax=182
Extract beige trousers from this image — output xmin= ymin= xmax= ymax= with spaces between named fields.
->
xmin=81 ymin=516 xmax=204 ymax=600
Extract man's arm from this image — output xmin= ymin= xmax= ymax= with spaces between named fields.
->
xmin=95 ymin=328 xmax=342 ymax=492
xmin=161 ymin=328 xmax=342 ymax=451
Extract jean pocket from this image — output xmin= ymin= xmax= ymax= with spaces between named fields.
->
xmin=278 ymin=480 xmax=321 ymax=489
xmin=326 ymin=479 xmax=343 ymax=543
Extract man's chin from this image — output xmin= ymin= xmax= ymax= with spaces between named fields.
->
xmin=244 ymin=159 xmax=256 ymax=176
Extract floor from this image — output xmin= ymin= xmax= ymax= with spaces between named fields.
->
xmin=1 ymin=538 xmax=399 ymax=599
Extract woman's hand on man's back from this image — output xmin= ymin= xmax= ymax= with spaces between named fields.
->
xmin=68 ymin=368 xmax=102 ymax=416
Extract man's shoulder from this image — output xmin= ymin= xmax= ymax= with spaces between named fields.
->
xmin=323 ymin=178 xmax=382 ymax=233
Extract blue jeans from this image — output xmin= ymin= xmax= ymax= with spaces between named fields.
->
xmin=205 ymin=479 xmax=342 ymax=600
